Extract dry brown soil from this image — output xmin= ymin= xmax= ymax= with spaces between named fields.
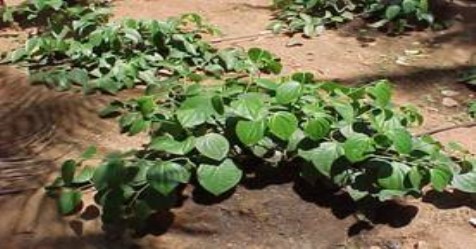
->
xmin=1 ymin=0 xmax=476 ymax=248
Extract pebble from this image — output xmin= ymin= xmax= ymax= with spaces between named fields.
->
xmin=469 ymin=217 xmax=476 ymax=227
xmin=442 ymin=97 xmax=459 ymax=107
xmin=441 ymin=90 xmax=460 ymax=97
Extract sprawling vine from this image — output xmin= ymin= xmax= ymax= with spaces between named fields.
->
xmin=2 ymin=0 xmax=476 ymax=234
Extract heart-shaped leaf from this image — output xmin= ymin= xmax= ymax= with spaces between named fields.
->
xmin=268 ymin=111 xmax=298 ymax=141
xmin=196 ymin=133 xmax=230 ymax=161
xmin=197 ymin=159 xmax=242 ymax=196
xmin=236 ymin=120 xmax=266 ymax=146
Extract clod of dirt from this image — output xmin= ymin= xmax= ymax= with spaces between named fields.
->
xmin=442 ymin=97 xmax=460 ymax=107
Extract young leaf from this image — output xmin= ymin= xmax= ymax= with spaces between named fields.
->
xmin=196 ymin=133 xmax=230 ymax=161
xmin=61 ymin=160 xmax=77 ymax=185
xmin=197 ymin=159 xmax=242 ymax=196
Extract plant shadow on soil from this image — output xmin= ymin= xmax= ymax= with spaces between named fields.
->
xmin=130 ymin=160 xmax=420 ymax=239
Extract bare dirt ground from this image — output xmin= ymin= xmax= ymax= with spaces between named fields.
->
xmin=1 ymin=0 xmax=476 ymax=248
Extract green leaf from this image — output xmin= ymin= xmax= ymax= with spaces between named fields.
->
xmin=291 ymin=72 xmax=314 ymax=84
xmin=197 ymin=159 xmax=242 ymax=196
xmin=368 ymin=81 xmax=392 ymax=107
xmin=92 ymin=159 xmax=124 ymax=190
xmin=343 ymin=133 xmax=373 ymax=163
xmin=137 ymin=96 xmax=156 ymax=116
xmin=69 ymin=68 xmax=89 ymax=85
xmin=211 ymin=95 xmax=225 ymax=115
xmin=276 ymin=81 xmax=302 ymax=104
xmin=150 ymin=135 xmax=195 ymax=155
xmin=255 ymin=78 xmax=278 ymax=91
xmin=196 ymin=133 xmax=230 ymax=161
xmin=80 ymin=146 xmax=97 ymax=160
xmin=298 ymin=142 xmax=342 ymax=177
xmin=248 ymin=48 xmax=272 ymax=62
xmin=377 ymin=161 xmax=409 ymax=190
xmin=230 ymin=93 xmax=267 ymax=121
xmin=268 ymin=111 xmax=298 ymax=141
xmin=388 ymin=128 xmax=413 ymax=154
xmin=58 ymin=190 xmax=82 ymax=215
xmin=407 ymin=166 xmax=424 ymax=189
xmin=304 ymin=118 xmax=330 ymax=141
xmin=147 ymin=162 xmax=190 ymax=195
xmin=430 ymin=168 xmax=452 ymax=192
xmin=452 ymin=171 xmax=476 ymax=193
xmin=129 ymin=118 xmax=148 ymax=135
xmin=73 ymin=167 xmax=95 ymax=184
xmin=124 ymin=28 xmax=143 ymax=44
xmin=236 ymin=120 xmax=266 ymax=146
xmin=176 ymin=95 xmax=215 ymax=128
xmin=385 ymin=5 xmax=402 ymax=20
xmin=61 ymin=160 xmax=76 ymax=185
xmin=333 ymin=101 xmax=354 ymax=122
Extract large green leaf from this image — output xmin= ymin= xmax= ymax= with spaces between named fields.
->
xmin=276 ymin=81 xmax=302 ymax=104
xmin=236 ymin=120 xmax=266 ymax=146
xmin=147 ymin=161 xmax=190 ymax=195
xmin=343 ymin=133 xmax=373 ymax=163
xmin=176 ymin=95 xmax=215 ymax=128
xmin=150 ymin=135 xmax=195 ymax=155
xmin=230 ymin=93 xmax=268 ymax=121
xmin=197 ymin=159 xmax=242 ymax=196
xmin=268 ymin=111 xmax=298 ymax=141
xmin=196 ymin=133 xmax=230 ymax=161
xmin=298 ymin=142 xmax=342 ymax=177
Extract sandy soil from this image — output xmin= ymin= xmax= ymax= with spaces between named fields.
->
xmin=1 ymin=0 xmax=476 ymax=248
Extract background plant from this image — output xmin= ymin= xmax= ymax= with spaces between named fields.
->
xmin=3 ymin=2 xmax=282 ymax=94
xmin=270 ymin=0 xmax=439 ymax=36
